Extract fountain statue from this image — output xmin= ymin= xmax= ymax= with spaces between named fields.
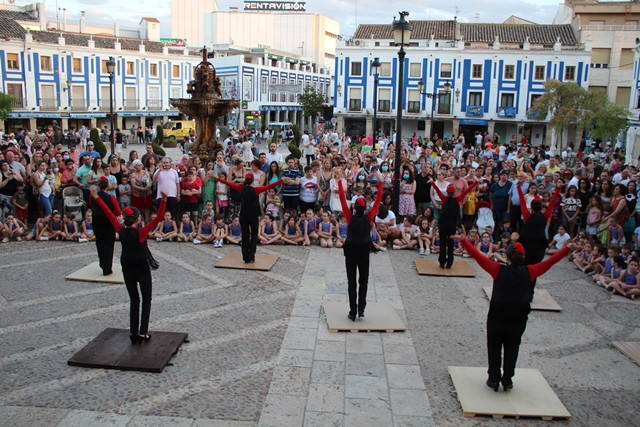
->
xmin=170 ymin=48 xmax=239 ymax=160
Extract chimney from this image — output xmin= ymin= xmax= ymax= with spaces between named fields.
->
xmin=63 ymin=8 xmax=67 ymax=31
xmin=88 ymin=35 xmax=95 ymax=49
xmin=115 ymin=39 xmax=121 ymax=51
xmin=114 ymin=22 xmax=120 ymax=37
xmin=25 ymin=29 xmax=33 ymax=43
xmin=79 ymin=11 xmax=86 ymax=33
xmin=58 ymin=35 xmax=65 ymax=46
xmin=37 ymin=2 xmax=47 ymax=31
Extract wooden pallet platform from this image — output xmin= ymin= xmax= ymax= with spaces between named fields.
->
xmin=449 ymin=366 xmax=570 ymax=421
xmin=214 ymin=252 xmax=279 ymax=271
xmin=66 ymin=262 xmax=124 ymax=284
xmin=323 ymin=301 xmax=406 ymax=333
xmin=613 ymin=341 xmax=640 ymax=367
xmin=484 ymin=287 xmax=563 ymax=311
xmin=414 ymin=259 xmax=476 ymax=277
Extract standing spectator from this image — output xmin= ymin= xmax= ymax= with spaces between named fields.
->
xmin=490 ymin=170 xmax=512 ymax=231
xmin=141 ymin=143 xmax=160 ymax=169
xmin=153 ymin=157 xmax=181 ymax=221
xmin=281 ymin=158 xmax=302 ymax=215
xmin=299 ymin=165 xmax=319 ymax=213
xmin=302 ymin=131 xmax=315 ymax=166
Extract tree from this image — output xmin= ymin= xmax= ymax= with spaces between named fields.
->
xmin=89 ymin=128 xmax=107 ymax=159
xmin=298 ymin=86 xmax=325 ymax=125
xmin=287 ymin=124 xmax=302 ymax=160
xmin=587 ymin=92 xmax=629 ymax=142
xmin=0 ymin=92 xmax=16 ymax=120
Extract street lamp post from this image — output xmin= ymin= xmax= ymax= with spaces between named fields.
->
xmin=417 ymin=79 xmax=451 ymax=141
xmin=391 ymin=11 xmax=411 ymax=215
xmin=106 ymin=56 xmax=116 ymax=156
xmin=371 ymin=57 xmax=381 ymax=140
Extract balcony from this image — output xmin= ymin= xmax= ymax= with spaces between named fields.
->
xmin=348 ymin=99 xmax=362 ymax=112
xmin=497 ymin=106 xmax=516 ymax=118
xmin=13 ymin=99 xmax=24 ymax=109
xmin=147 ymin=100 xmax=162 ymax=110
xmin=465 ymin=105 xmax=484 ymax=117
xmin=40 ymin=98 xmax=58 ymax=110
xmin=71 ymin=99 xmax=87 ymax=110
xmin=407 ymin=101 xmax=421 ymax=114
xmin=378 ymin=100 xmax=390 ymax=113
xmin=526 ymin=109 xmax=547 ymax=121
xmin=124 ymin=99 xmax=140 ymax=110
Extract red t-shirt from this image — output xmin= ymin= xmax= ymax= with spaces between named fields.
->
xmin=181 ymin=177 xmax=202 ymax=204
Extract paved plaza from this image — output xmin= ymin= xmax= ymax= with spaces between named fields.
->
xmin=1 ymin=232 xmax=639 ymax=426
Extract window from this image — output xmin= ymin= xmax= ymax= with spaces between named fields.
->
xmin=437 ymin=92 xmax=451 ymax=114
xmin=170 ymin=86 xmax=181 ymax=98
xmin=126 ymin=61 xmax=134 ymax=75
xmin=380 ymin=62 xmax=391 ymax=77
xmin=409 ymin=63 xmax=421 ymax=78
xmin=6 ymin=83 xmax=23 ymax=107
xmin=378 ymin=88 xmax=391 ymax=112
xmin=7 ymin=53 xmax=19 ymax=70
xmin=591 ymin=48 xmax=610 ymax=68
xmin=468 ymin=91 xmax=483 ymax=106
xmin=440 ymin=63 xmax=452 ymax=78
xmin=500 ymin=93 xmax=515 ymax=107
xmin=530 ymin=94 xmax=542 ymax=109
xmin=101 ymin=60 xmax=108 ymax=74
xmin=504 ymin=65 xmax=515 ymax=80
xmin=149 ymin=63 xmax=158 ymax=77
xmin=564 ymin=66 xmax=576 ymax=81
xmin=407 ymin=90 xmax=420 ymax=113
xmin=72 ymin=58 xmax=82 ymax=73
xmin=348 ymin=88 xmax=362 ymax=111
xmin=472 ymin=64 xmax=483 ymax=79
xmin=620 ymin=49 xmax=634 ymax=71
xmin=534 ymin=65 xmax=545 ymax=80
xmin=172 ymin=65 xmax=180 ymax=78
xmin=616 ymin=87 xmax=631 ymax=108
xmin=261 ymin=77 xmax=267 ymax=94
xmin=351 ymin=61 xmax=362 ymax=76
xmin=40 ymin=55 xmax=52 ymax=71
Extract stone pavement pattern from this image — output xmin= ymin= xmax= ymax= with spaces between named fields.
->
xmin=0 ymin=233 xmax=639 ymax=425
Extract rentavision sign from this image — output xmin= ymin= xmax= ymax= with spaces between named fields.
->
xmin=244 ymin=1 xmax=307 ymax=11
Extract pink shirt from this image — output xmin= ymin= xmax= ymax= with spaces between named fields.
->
xmin=155 ymin=168 xmax=180 ymax=198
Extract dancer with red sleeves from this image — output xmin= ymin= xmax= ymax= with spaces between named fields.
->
xmin=431 ymin=180 xmax=477 ymax=269
xmin=338 ymin=176 xmax=383 ymax=321
xmin=215 ymin=172 xmax=286 ymax=263
xmin=91 ymin=187 xmax=167 ymax=345
xmin=452 ymin=229 xmax=574 ymax=391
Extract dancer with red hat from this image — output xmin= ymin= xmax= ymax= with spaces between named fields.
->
xmin=452 ymin=229 xmax=575 ymax=391
xmin=215 ymin=172 xmax=286 ymax=263
xmin=337 ymin=175 xmax=383 ymax=321
xmin=431 ymin=180 xmax=477 ymax=269
xmin=89 ymin=176 xmax=121 ymax=275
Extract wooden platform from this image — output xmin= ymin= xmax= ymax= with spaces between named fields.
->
xmin=214 ymin=252 xmax=279 ymax=271
xmin=613 ymin=341 xmax=640 ymax=367
xmin=414 ymin=259 xmax=476 ymax=277
xmin=323 ymin=301 xmax=406 ymax=333
xmin=67 ymin=328 xmax=188 ymax=373
xmin=448 ymin=366 xmax=571 ymax=420
xmin=483 ymin=287 xmax=562 ymax=311
xmin=66 ymin=262 xmax=124 ymax=284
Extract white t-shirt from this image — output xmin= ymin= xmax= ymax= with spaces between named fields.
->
xmin=299 ymin=176 xmax=319 ymax=203
xmin=266 ymin=151 xmax=284 ymax=166
xmin=553 ymin=232 xmax=571 ymax=250
xmin=302 ymin=134 xmax=315 ymax=155
xmin=375 ymin=210 xmax=398 ymax=229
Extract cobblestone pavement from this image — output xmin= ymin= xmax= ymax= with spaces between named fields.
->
xmin=1 ymin=231 xmax=639 ymax=425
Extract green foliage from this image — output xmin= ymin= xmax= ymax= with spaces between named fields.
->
xmin=0 ymin=92 xmax=15 ymax=120
xmin=298 ymin=86 xmax=325 ymax=123
xmin=271 ymin=128 xmax=280 ymax=145
xmin=152 ymin=141 xmax=166 ymax=157
xmin=287 ymin=124 xmax=302 ymax=159
xmin=156 ymin=124 xmax=164 ymax=146
xmin=528 ymin=79 xmax=629 ymax=147
xmin=89 ymin=128 xmax=107 ymax=159
xmin=292 ymin=124 xmax=301 ymax=146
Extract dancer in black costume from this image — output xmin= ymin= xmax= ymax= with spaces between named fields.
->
xmin=91 ymin=187 xmax=167 ymax=344
xmin=89 ymin=176 xmax=121 ymax=275
xmin=432 ymin=180 xmax=477 ymax=268
xmin=517 ymin=185 xmax=562 ymax=298
xmin=453 ymin=230 xmax=574 ymax=391
xmin=216 ymin=172 xmax=285 ymax=263
xmin=338 ymin=177 xmax=383 ymax=321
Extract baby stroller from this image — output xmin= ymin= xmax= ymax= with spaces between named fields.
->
xmin=62 ymin=186 xmax=84 ymax=222
xmin=475 ymin=200 xmax=495 ymax=234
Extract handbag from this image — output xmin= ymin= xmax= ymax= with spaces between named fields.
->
xmin=147 ymin=248 xmax=159 ymax=270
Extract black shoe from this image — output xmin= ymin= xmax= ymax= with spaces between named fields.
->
xmin=445 ymin=264 xmax=452 ymax=269
xmin=103 ymin=270 xmax=113 ymax=276
xmin=501 ymin=380 xmax=513 ymax=391
xmin=347 ymin=311 xmax=356 ymax=321
xmin=439 ymin=263 xmax=445 ymax=269
xmin=138 ymin=334 xmax=151 ymax=343
xmin=358 ymin=311 xmax=364 ymax=318
xmin=130 ymin=334 xmax=139 ymax=345
xmin=486 ymin=379 xmax=500 ymax=392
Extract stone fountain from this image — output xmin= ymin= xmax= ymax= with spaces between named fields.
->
xmin=170 ymin=48 xmax=239 ymax=160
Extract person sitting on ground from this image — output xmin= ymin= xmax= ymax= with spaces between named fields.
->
xmin=594 ymin=247 xmax=618 ymax=285
xmin=417 ymin=217 xmax=433 ymax=256
xmin=477 ymin=231 xmax=495 ymax=258
xmin=212 ymin=215 xmax=228 ymax=248
xmin=547 ymin=225 xmax=570 ymax=255
xmin=63 ymin=213 xmax=81 ymax=241
xmin=301 ymin=209 xmax=319 ymax=246
xmin=177 ymin=213 xmax=196 ymax=242
xmin=259 ymin=214 xmax=281 ymax=245
xmin=585 ymin=243 xmax=606 ymax=275
xmin=152 ymin=212 xmax=178 ymax=242
xmin=226 ymin=215 xmax=243 ymax=245
xmin=47 ymin=210 xmax=65 ymax=241
xmin=81 ymin=210 xmax=96 ymax=241
xmin=317 ymin=211 xmax=334 ymax=248
xmin=393 ymin=215 xmax=418 ymax=250
xmin=609 ymin=257 xmax=640 ymax=300
xmin=281 ymin=215 xmax=303 ymax=245
xmin=194 ymin=213 xmax=215 ymax=244
xmin=491 ymin=232 xmax=511 ymax=264
xmin=599 ymin=255 xmax=626 ymax=289
xmin=2 ymin=214 xmax=25 ymax=242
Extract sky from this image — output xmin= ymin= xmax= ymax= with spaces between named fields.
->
xmin=35 ymin=0 xmax=564 ymax=39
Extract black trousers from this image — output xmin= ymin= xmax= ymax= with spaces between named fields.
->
xmin=123 ymin=265 xmax=153 ymax=336
xmin=240 ymin=214 xmax=259 ymax=262
xmin=345 ymin=248 xmax=369 ymax=314
xmin=95 ymin=233 xmax=115 ymax=274
xmin=486 ymin=318 xmax=528 ymax=383
xmin=509 ymin=205 xmax=523 ymax=233
xmin=438 ymin=224 xmax=456 ymax=268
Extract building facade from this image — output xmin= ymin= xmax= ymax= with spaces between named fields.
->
xmin=625 ymin=44 xmax=640 ymax=164
xmin=334 ymin=20 xmax=592 ymax=149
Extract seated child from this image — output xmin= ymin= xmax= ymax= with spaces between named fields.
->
xmin=573 ymin=240 xmax=594 ymax=272
xmin=12 ymin=182 xmax=28 ymax=224
xmin=177 ymin=213 xmax=196 ymax=242
xmin=47 ymin=210 xmax=65 ymax=241
xmin=370 ymin=222 xmax=387 ymax=251
xmin=547 ymin=225 xmax=571 ymax=254
xmin=457 ymin=229 xmax=477 ymax=256
xmin=608 ymin=216 xmax=624 ymax=247
xmin=226 ymin=215 xmax=242 ymax=245
xmin=301 ymin=209 xmax=319 ymax=246
xmin=213 ymin=215 xmax=227 ymax=247
xmin=609 ymin=257 xmax=640 ymax=300
xmin=585 ymin=244 xmax=606 ymax=275
xmin=281 ymin=215 xmax=303 ymax=245
xmin=335 ymin=213 xmax=348 ymax=249
xmin=417 ymin=217 xmax=433 ymax=256
xmin=2 ymin=214 xmax=26 ymax=242
xmin=393 ymin=215 xmax=418 ymax=250
xmin=63 ymin=213 xmax=81 ymax=241
xmin=476 ymin=231 xmax=494 ymax=257
xmin=194 ymin=213 xmax=215 ymax=244
xmin=490 ymin=232 xmax=511 ymax=263
xmin=201 ymin=201 xmax=215 ymax=222
xmin=81 ymin=210 xmax=96 ymax=242
xmin=600 ymin=255 xmax=625 ymax=288
xmin=259 ymin=214 xmax=281 ymax=245
xmin=316 ymin=211 xmax=334 ymax=248
xmin=594 ymin=247 xmax=618 ymax=285
xmin=265 ymin=188 xmax=280 ymax=219
xmin=26 ymin=214 xmax=51 ymax=241
xmin=153 ymin=212 xmax=178 ymax=241
xmin=431 ymin=228 xmax=440 ymax=254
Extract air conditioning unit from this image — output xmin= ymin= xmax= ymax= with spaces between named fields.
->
xmin=92 ymin=106 xmax=99 ymax=111
xmin=142 ymin=106 xmax=148 ymax=110
xmin=117 ymin=106 xmax=124 ymax=111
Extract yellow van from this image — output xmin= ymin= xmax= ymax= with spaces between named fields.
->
xmin=163 ymin=120 xmax=196 ymax=139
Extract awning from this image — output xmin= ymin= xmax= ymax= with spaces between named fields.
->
xmin=300 ymin=60 xmax=311 ymax=66
xmin=70 ymin=112 xmax=107 ymax=118
xmin=460 ymin=119 xmax=489 ymax=126
xmin=259 ymin=105 xmax=303 ymax=111
xmin=285 ymin=57 xmax=299 ymax=64
xmin=267 ymin=54 xmax=284 ymax=60
xmin=8 ymin=112 xmax=62 ymax=119
xmin=119 ymin=111 xmax=180 ymax=117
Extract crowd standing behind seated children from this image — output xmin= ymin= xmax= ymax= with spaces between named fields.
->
xmin=2 ymin=125 xmax=640 ymax=299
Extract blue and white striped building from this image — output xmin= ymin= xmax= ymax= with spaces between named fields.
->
xmin=334 ymin=20 xmax=592 ymax=148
